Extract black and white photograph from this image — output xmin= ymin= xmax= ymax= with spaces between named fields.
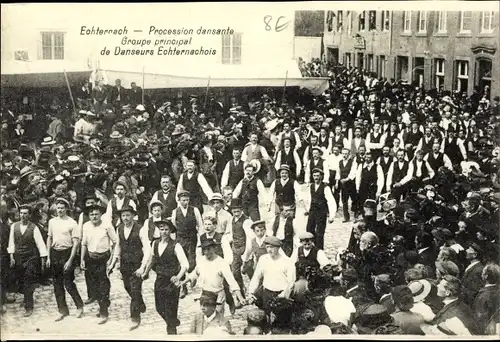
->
xmin=1 ymin=1 xmax=499 ymax=339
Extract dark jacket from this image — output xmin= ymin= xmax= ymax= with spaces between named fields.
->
xmin=473 ymin=285 xmax=500 ymax=334
xmin=432 ymin=299 xmax=480 ymax=335
xmin=461 ymin=261 xmax=485 ymax=306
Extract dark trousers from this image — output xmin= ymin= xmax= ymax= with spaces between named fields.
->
xmin=85 ymin=264 xmax=97 ymax=300
xmin=358 ymin=183 xmax=377 ymax=208
xmin=177 ymin=237 xmax=197 ymax=273
xmin=13 ymin=255 xmax=39 ymax=310
xmin=389 ymin=183 xmax=407 ymax=201
xmin=51 ymin=248 xmax=83 ymax=315
xmin=0 ymin=254 xmax=15 ymax=305
xmin=243 ymin=204 xmax=260 ymax=222
xmin=306 ymin=211 xmax=328 ymax=250
xmin=231 ymin=245 xmax=245 ymax=295
xmin=121 ymin=262 xmax=145 ymax=320
xmin=85 ymin=251 xmax=111 ymax=317
xmin=258 ymin=287 xmax=281 ymax=315
xmin=155 ymin=274 xmax=180 ymax=334
xmin=281 ymin=239 xmax=294 ymax=257
xmin=339 ymin=181 xmax=355 ymax=221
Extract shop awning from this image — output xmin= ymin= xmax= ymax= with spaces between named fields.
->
xmin=103 ymin=69 xmax=330 ymax=95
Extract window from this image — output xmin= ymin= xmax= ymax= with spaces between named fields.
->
xmin=41 ymin=32 xmax=64 ymax=60
xmin=481 ymin=11 xmax=494 ymax=33
xmin=459 ymin=11 xmax=472 ymax=33
xmin=437 ymin=11 xmax=447 ymax=32
xmin=326 ymin=11 xmax=334 ymax=32
xmin=455 ymin=60 xmax=469 ymax=92
xmin=346 ymin=11 xmax=352 ymax=35
xmin=345 ymin=53 xmax=352 ymax=68
xmin=403 ymin=11 xmax=411 ymax=32
xmin=368 ymin=11 xmax=377 ymax=31
xmin=381 ymin=11 xmax=390 ymax=31
xmin=367 ymin=54 xmax=374 ymax=72
xmin=337 ymin=11 xmax=343 ymax=31
xmin=357 ymin=52 xmax=364 ymax=69
xmin=221 ymin=33 xmax=241 ymax=64
xmin=397 ymin=56 xmax=409 ymax=81
xmin=379 ymin=55 xmax=386 ymax=77
xmin=435 ymin=59 xmax=445 ymax=89
xmin=418 ymin=11 xmax=427 ymax=32
xmin=359 ymin=11 xmax=366 ymax=31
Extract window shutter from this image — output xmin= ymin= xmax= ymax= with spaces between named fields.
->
xmin=36 ymin=32 xmax=42 ymax=60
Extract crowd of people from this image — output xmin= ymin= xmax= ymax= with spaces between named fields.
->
xmin=1 ymin=63 xmax=499 ymax=336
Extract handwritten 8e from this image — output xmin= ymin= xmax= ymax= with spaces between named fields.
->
xmin=263 ymin=15 xmax=290 ymax=32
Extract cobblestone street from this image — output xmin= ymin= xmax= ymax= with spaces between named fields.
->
xmin=1 ymin=185 xmax=353 ymax=338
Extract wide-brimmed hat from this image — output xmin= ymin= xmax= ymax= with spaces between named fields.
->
xmin=311 ymin=146 xmax=323 ymax=155
xmin=41 ymin=136 xmax=56 ymax=146
xmin=265 ymin=118 xmax=281 ymax=132
xmin=408 ymin=279 xmax=432 ymax=303
xmin=154 ymin=219 xmax=176 ymax=232
xmin=244 ymin=159 xmax=261 ymax=174
xmin=277 ymin=164 xmax=291 ymax=173
xmin=110 ymin=131 xmax=123 ymax=139
xmin=209 ymin=193 xmax=224 ymax=204
xmin=355 ymin=304 xmax=393 ymax=334
xmin=117 ymin=205 xmax=137 ymax=215
xmin=200 ymin=238 xmax=221 ymax=249
xmin=171 ymin=124 xmax=185 ymax=136
xmin=250 ymin=220 xmax=266 ymax=230
xmin=113 ymin=181 xmax=128 ymax=192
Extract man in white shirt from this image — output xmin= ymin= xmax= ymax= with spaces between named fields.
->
xmin=8 ymin=205 xmax=48 ymax=317
xmin=233 ymin=161 xmax=266 ymax=221
xmin=304 ymin=168 xmax=336 ymax=249
xmin=176 ymin=159 xmax=214 ymax=215
xmin=304 ymin=147 xmax=329 ymax=184
xmin=290 ymin=232 xmax=331 ymax=271
xmin=184 ymin=239 xmax=244 ymax=317
xmin=425 ymin=141 xmax=453 ymax=172
xmin=355 ymin=151 xmax=385 ymax=205
xmin=270 ymin=204 xmax=301 ymax=257
xmin=278 ymin=121 xmax=302 ymax=151
xmin=208 ymin=193 xmax=233 ymax=240
xmin=80 ymin=204 xmax=116 ymax=324
xmin=268 ymin=165 xmax=304 ymax=217
xmin=336 ymin=148 xmax=358 ymax=222
xmin=108 ymin=206 xmax=151 ymax=330
xmin=46 ymin=198 xmax=83 ymax=321
xmin=248 ymin=236 xmax=295 ymax=316
xmin=400 ymin=149 xmax=435 ymax=191
xmin=274 ymin=137 xmax=301 ymax=179
xmin=105 ymin=181 xmax=137 ymax=228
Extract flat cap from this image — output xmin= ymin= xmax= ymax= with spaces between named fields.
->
xmin=264 ymin=236 xmax=281 ymax=247
xmin=298 ymin=231 xmax=314 ymax=240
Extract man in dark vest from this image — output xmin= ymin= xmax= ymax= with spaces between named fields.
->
xmin=400 ymin=149 xmax=435 ymax=192
xmin=268 ymin=164 xmax=303 ymax=217
xmin=304 ymin=147 xmax=329 ymax=184
xmin=142 ymin=219 xmax=188 ymax=335
xmin=304 ymin=168 xmax=336 ymax=249
xmin=233 ymin=160 xmax=265 ymax=221
xmin=336 ymin=148 xmax=358 ymax=223
xmin=376 ymin=146 xmax=394 ymax=193
xmin=228 ymin=199 xmax=252 ymax=297
xmin=7 ymin=204 xmax=48 ymax=317
xmin=271 ymin=204 xmax=299 ymax=257
xmin=149 ymin=175 xmax=177 ymax=217
xmin=241 ymin=221 xmax=270 ymax=280
xmin=424 ymin=141 xmax=453 ymax=173
xmin=105 ymin=181 xmax=137 ymax=229
xmin=170 ymin=190 xmax=203 ymax=298
xmin=441 ymin=130 xmax=467 ymax=167
xmin=108 ymin=206 xmax=150 ymax=330
xmin=176 ymin=159 xmax=214 ymax=215
xmin=366 ymin=123 xmax=386 ymax=161
xmin=220 ymin=147 xmax=245 ymax=191
xmin=386 ymin=149 xmax=411 ymax=201
xmin=142 ymin=201 xmax=166 ymax=243
xmin=416 ymin=127 xmax=436 ymax=156
xmin=355 ymin=151 xmax=384 ymax=210
xmin=290 ymin=232 xmax=331 ymax=273
xmin=274 ymin=137 xmax=301 ymax=180
xmin=278 ymin=120 xmax=301 ymax=151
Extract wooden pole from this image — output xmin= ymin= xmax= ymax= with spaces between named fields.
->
xmin=63 ymin=69 xmax=77 ymax=115
xmin=281 ymin=70 xmax=288 ymax=104
xmin=142 ymin=66 xmax=145 ymax=104
xmin=204 ymin=76 xmax=211 ymax=110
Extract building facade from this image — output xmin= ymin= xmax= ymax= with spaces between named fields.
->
xmin=324 ymin=9 xmax=499 ymax=97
